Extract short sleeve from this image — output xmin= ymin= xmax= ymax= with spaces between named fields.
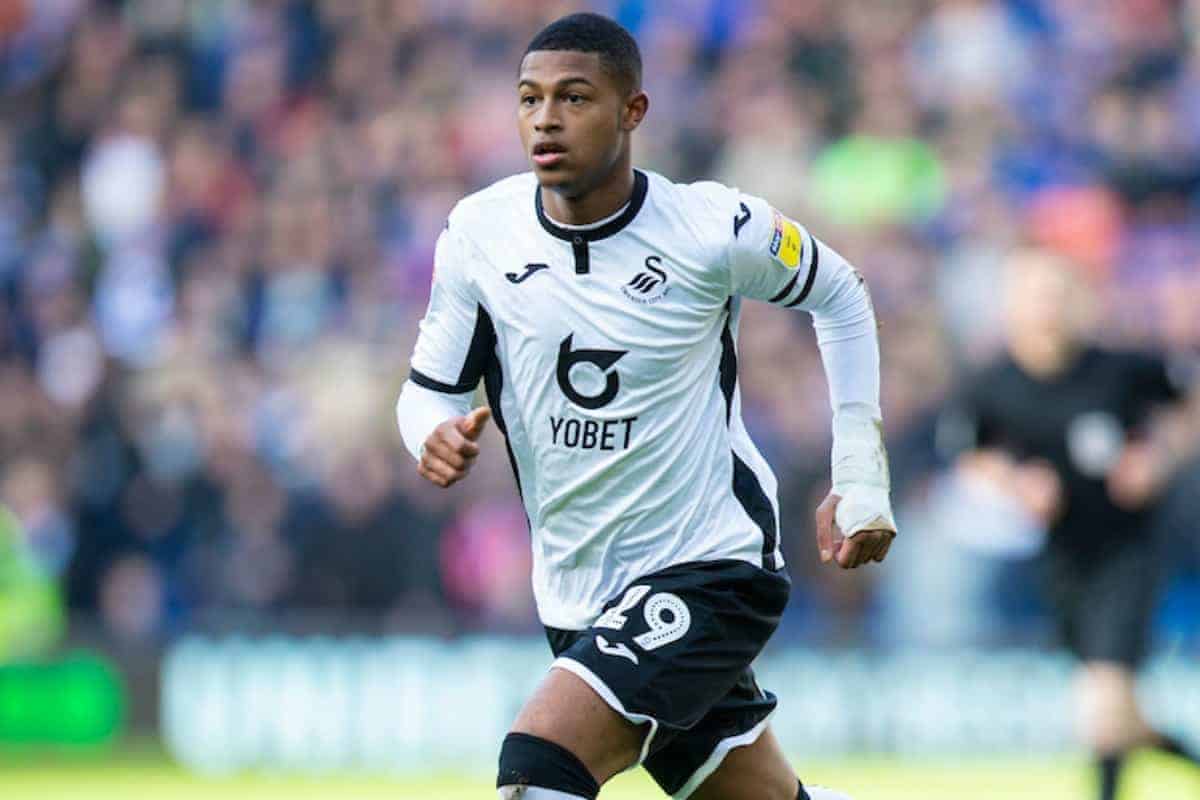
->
xmin=408 ymin=225 xmax=495 ymax=393
xmin=1120 ymin=351 xmax=1189 ymax=428
xmin=726 ymin=191 xmax=819 ymax=306
xmin=1126 ymin=352 xmax=1185 ymax=406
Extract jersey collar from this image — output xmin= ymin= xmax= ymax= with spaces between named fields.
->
xmin=535 ymin=169 xmax=649 ymax=244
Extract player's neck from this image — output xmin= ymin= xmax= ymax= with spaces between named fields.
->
xmin=541 ymin=164 xmax=637 ymax=227
xmin=1010 ymin=337 xmax=1079 ymax=379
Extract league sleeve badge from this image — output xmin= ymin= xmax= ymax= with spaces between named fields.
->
xmin=769 ymin=209 xmax=803 ymax=269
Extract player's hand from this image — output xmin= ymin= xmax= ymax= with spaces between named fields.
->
xmin=963 ymin=451 xmax=1063 ymax=526
xmin=416 ymin=407 xmax=491 ymax=488
xmin=1012 ymin=459 xmax=1065 ymax=524
xmin=815 ymin=492 xmax=895 ymax=569
xmin=1106 ymin=441 xmax=1166 ymax=510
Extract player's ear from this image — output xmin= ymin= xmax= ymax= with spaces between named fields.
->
xmin=621 ymin=90 xmax=648 ymax=132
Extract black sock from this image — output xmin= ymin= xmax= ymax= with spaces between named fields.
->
xmin=797 ymin=779 xmax=810 ymax=800
xmin=1153 ymin=733 xmax=1200 ymax=767
xmin=1098 ymin=755 xmax=1123 ymax=800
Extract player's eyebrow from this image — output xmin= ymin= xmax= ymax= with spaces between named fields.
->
xmin=517 ymin=76 xmax=597 ymax=91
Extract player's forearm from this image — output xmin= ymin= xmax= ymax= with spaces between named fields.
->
xmin=396 ymin=379 xmax=474 ymax=460
xmin=1156 ymin=386 xmax=1200 ymax=476
xmin=806 ymin=250 xmax=895 ymax=534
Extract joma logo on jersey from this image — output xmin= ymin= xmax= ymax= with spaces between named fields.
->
xmin=506 ymin=263 xmax=549 ymax=284
xmin=621 ymin=256 xmax=670 ymax=304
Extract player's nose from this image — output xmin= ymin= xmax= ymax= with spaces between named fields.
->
xmin=532 ymin=103 xmax=562 ymax=131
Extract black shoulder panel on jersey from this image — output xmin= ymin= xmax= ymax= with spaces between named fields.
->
xmin=732 ymin=453 xmax=779 ymax=571
xmin=718 ymin=299 xmax=737 ymax=423
xmin=718 ymin=300 xmax=780 ymax=571
xmin=409 ymin=303 xmax=496 ymax=393
xmin=784 ymin=238 xmax=820 ymax=308
xmin=481 ymin=327 xmax=528 ymax=517
xmin=458 ymin=304 xmax=496 ymax=387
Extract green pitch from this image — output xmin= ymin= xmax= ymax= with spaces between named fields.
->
xmin=1 ymin=753 xmax=1197 ymax=799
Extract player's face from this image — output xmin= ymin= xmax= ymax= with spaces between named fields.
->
xmin=517 ymin=51 xmax=644 ymax=197
xmin=1003 ymin=253 xmax=1086 ymax=347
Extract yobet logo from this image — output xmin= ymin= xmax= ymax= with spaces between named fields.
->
xmin=556 ymin=334 xmax=627 ymax=410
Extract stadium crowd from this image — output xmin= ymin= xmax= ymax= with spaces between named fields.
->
xmin=0 ymin=0 xmax=1197 ymax=648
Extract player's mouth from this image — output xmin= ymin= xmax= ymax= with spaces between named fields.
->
xmin=531 ymin=142 xmax=567 ymax=168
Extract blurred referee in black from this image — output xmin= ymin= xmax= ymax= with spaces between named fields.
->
xmin=947 ymin=249 xmax=1200 ymax=800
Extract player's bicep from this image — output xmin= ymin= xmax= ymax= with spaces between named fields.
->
xmin=728 ymin=193 xmax=817 ymax=306
xmin=409 ymin=228 xmax=493 ymax=393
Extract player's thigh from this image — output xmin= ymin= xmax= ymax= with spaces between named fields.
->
xmin=511 ymin=664 xmax=647 ymax=784
xmin=689 ymin=726 xmax=797 ymax=800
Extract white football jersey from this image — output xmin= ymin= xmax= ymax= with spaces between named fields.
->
xmin=408 ymin=169 xmax=835 ymax=630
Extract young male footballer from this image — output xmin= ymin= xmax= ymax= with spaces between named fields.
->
xmin=397 ymin=13 xmax=896 ymax=800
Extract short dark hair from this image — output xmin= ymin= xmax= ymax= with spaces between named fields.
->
xmin=524 ymin=13 xmax=642 ymax=94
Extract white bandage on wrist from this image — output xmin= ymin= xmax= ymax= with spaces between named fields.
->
xmin=831 ymin=404 xmax=897 ymax=537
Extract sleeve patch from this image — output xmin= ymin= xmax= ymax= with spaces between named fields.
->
xmin=770 ymin=210 xmax=803 ymax=269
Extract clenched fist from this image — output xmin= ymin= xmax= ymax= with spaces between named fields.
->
xmin=815 ymin=492 xmax=895 ymax=569
xmin=417 ymin=407 xmax=491 ymax=488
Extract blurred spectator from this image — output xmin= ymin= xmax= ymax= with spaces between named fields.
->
xmin=0 ymin=502 xmax=64 ymax=661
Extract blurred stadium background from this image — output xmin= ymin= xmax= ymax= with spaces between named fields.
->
xmin=0 ymin=0 xmax=1198 ymax=797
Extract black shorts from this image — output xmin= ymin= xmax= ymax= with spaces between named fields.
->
xmin=544 ymin=559 xmax=790 ymax=798
xmin=1043 ymin=537 xmax=1166 ymax=668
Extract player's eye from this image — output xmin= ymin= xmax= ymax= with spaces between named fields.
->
xmin=565 ymin=93 xmax=586 ymax=104
xmin=520 ymin=95 xmax=538 ymax=107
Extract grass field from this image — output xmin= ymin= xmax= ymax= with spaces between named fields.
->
xmin=2 ymin=752 xmax=1199 ymax=800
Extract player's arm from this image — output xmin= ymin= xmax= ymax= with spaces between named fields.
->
xmin=1107 ymin=354 xmax=1200 ymax=509
xmin=396 ymin=224 xmax=492 ymax=488
xmin=727 ymin=193 xmax=896 ymax=569
xmin=938 ymin=387 xmax=1064 ymax=525
xmin=397 ymin=383 xmax=490 ymax=488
